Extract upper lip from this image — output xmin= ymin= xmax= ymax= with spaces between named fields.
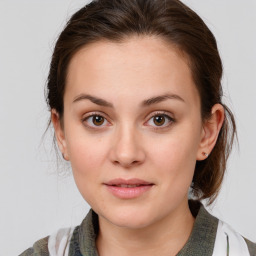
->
xmin=104 ymin=178 xmax=154 ymax=186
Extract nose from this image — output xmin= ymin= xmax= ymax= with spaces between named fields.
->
xmin=109 ymin=124 xmax=146 ymax=168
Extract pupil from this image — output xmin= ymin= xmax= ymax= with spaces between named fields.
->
xmin=154 ymin=116 xmax=165 ymax=126
xmin=93 ymin=116 xmax=104 ymax=125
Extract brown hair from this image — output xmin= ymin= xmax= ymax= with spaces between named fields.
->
xmin=46 ymin=0 xmax=236 ymax=205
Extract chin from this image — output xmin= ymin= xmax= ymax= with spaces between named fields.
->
xmin=110 ymin=216 xmax=153 ymax=229
xmin=99 ymin=205 xmax=158 ymax=229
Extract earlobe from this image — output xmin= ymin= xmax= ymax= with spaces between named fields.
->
xmin=51 ymin=109 xmax=69 ymax=161
xmin=197 ymin=104 xmax=225 ymax=161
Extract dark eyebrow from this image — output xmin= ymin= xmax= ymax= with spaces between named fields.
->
xmin=141 ymin=94 xmax=185 ymax=106
xmin=73 ymin=94 xmax=114 ymax=107
xmin=73 ymin=93 xmax=185 ymax=107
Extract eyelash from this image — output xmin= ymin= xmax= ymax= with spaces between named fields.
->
xmin=81 ymin=111 xmax=175 ymax=131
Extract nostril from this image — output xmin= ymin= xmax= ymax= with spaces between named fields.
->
xmin=113 ymin=160 xmax=119 ymax=165
xmin=113 ymin=159 xmax=140 ymax=167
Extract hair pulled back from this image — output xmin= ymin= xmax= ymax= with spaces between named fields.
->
xmin=46 ymin=0 xmax=236 ymax=205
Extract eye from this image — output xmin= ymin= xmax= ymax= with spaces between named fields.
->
xmin=82 ymin=112 xmax=109 ymax=129
xmin=147 ymin=112 xmax=174 ymax=129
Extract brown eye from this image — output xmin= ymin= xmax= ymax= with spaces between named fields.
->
xmin=82 ymin=114 xmax=108 ymax=129
xmin=153 ymin=115 xmax=165 ymax=126
xmin=92 ymin=115 xmax=104 ymax=126
xmin=147 ymin=112 xmax=174 ymax=129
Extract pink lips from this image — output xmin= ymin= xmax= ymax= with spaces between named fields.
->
xmin=104 ymin=178 xmax=154 ymax=199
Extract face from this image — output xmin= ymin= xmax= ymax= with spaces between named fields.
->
xmin=54 ymin=36 xmax=208 ymax=229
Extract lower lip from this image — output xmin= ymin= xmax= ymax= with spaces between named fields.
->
xmin=105 ymin=185 xmax=153 ymax=199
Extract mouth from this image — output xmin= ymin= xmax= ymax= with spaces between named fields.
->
xmin=105 ymin=178 xmax=154 ymax=186
xmin=111 ymin=184 xmax=149 ymax=188
xmin=104 ymin=178 xmax=154 ymax=199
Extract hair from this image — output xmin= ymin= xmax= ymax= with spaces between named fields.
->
xmin=46 ymin=0 xmax=236 ymax=205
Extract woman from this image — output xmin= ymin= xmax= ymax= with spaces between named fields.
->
xmin=20 ymin=0 xmax=256 ymax=255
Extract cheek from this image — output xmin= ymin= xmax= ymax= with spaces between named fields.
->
xmin=66 ymin=133 xmax=108 ymax=179
xmin=150 ymin=138 xmax=197 ymax=205
xmin=153 ymin=136 xmax=197 ymax=166
xmin=66 ymin=135 xmax=109 ymax=205
xmin=150 ymin=130 xmax=200 ymax=182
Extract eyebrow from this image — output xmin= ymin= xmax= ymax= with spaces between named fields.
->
xmin=73 ymin=93 xmax=185 ymax=108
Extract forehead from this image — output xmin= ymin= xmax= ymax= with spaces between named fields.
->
xmin=68 ymin=35 xmax=188 ymax=77
xmin=65 ymin=36 xmax=199 ymax=108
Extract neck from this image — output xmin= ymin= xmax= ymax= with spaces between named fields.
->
xmin=96 ymin=199 xmax=195 ymax=256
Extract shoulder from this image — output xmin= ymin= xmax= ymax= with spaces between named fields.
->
xmin=19 ymin=227 xmax=75 ymax=256
xmin=19 ymin=209 xmax=96 ymax=256
xmin=213 ymin=219 xmax=256 ymax=256
xmin=244 ymin=237 xmax=256 ymax=256
xmin=190 ymin=200 xmax=256 ymax=256
xmin=19 ymin=236 xmax=49 ymax=256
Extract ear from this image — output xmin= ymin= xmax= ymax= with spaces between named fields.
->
xmin=51 ymin=109 xmax=69 ymax=161
xmin=197 ymin=104 xmax=225 ymax=161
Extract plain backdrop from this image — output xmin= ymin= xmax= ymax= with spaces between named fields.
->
xmin=0 ymin=1 xmax=255 ymax=255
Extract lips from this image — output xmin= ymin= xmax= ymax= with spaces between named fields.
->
xmin=114 ymin=184 xmax=144 ymax=188
xmin=104 ymin=178 xmax=154 ymax=199
xmin=105 ymin=178 xmax=153 ymax=186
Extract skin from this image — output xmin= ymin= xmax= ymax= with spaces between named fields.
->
xmin=52 ymin=36 xmax=224 ymax=256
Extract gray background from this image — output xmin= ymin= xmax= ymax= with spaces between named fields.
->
xmin=0 ymin=1 xmax=255 ymax=255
